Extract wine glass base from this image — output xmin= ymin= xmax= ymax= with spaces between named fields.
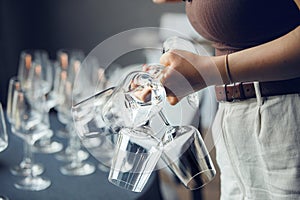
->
xmin=60 ymin=162 xmax=96 ymax=176
xmin=56 ymin=128 xmax=69 ymax=138
xmin=14 ymin=176 xmax=51 ymax=191
xmin=0 ymin=195 xmax=10 ymax=200
xmin=55 ymin=149 xmax=89 ymax=162
xmin=33 ymin=141 xmax=63 ymax=154
xmin=97 ymin=163 xmax=110 ymax=172
xmin=10 ymin=163 xmax=44 ymax=176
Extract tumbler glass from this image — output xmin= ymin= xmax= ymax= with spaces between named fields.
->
xmin=108 ymin=126 xmax=162 ymax=192
xmin=161 ymin=125 xmax=216 ymax=190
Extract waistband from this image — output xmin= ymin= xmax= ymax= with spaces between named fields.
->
xmin=215 ymin=77 xmax=300 ymax=102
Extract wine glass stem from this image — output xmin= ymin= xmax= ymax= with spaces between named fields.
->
xmin=23 ymin=140 xmax=34 ymax=167
xmin=25 ymin=140 xmax=35 ymax=178
xmin=158 ymin=110 xmax=170 ymax=126
xmin=158 ymin=111 xmax=176 ymax=138
xmin=67 ymin=124 xmax=83 ymax=166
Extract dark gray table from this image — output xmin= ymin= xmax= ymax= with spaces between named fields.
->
xmin=0 ymin=111 xmax=162 ymax=200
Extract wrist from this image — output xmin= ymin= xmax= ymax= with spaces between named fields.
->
xmin=199 ymin=55 xmax=230 ymax=86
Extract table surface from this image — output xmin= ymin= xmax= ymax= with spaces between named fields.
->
xmin=0 ymin=111 xmax=162 ymax=200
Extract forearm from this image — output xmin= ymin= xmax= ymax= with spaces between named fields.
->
xmin=213 ymin=26 xmax=300 ymax=84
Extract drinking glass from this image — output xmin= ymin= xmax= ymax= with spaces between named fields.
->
xmin=0 ymin=103 xmax=8 ymax=152
xmin=17 ymin=50 xmax=49 ymax=92
xmin=6 ymin=76 xmax=44 ymax=176
xmin=71 ymin=56 xmax=122 ymax=171
xmin=0 ymin=103 xmax=9 ymax=200
xmin=72 ymin=87 xmax=116 ymax=171
xmin=29 ymin=61 xmax=63 ymax=154
xmin=108 ymin=126 xmax=162 ymax=192
xmin=54 ymin=62 xmax=95 ymax=176
xmin=102 ymin=70 xmax=166 ymax=133
xmin=160 ymin=124 xmax=216 ymax=190
xmin=53 ymin=49 xmax=84 ymax=138
xmin=11 ymin=89 xmax=51 ymax=191
xmin=17 ymin=50 xmax=63 ymax=154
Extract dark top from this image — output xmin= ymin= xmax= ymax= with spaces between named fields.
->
xmin=186 ymin=0 xmax=300 ymax=55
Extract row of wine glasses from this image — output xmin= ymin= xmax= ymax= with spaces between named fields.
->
xmin=5 ymin=48 xmax=113 ymax=191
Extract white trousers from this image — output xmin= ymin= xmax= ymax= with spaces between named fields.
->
xmin=212 ymin=91 xmax=300 ymax=200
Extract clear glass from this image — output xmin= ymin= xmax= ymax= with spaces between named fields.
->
xmin=102 ymin=70 xmax=166 ymax=132
xmin=72 ymin=87 xmax=116 ymax=171
xmin=0 ymin=103 xmax=8 ymax=152
xmin=160 ymin=124 xmax=216 ymax=190
xmin=53 ymin=53 xmax=96 ymax=176
xmin=17 ymin=50 xmax=50 ymax=92
xmin=11 ymin=89 xmax=51 ymax=191
xmin=71 ymin=56 xmax=120 ymax=172
xmin=0 ymin=104 xmax=9 ymax=200
xmin=28 ymin=61 xmax=63 ymax=154
xmin=6 ymin=76 xmax=44 ymax=176
xmin=108 ymin=126 xmax=162 ymax=192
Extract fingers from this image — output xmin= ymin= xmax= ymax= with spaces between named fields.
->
xmin=167 ymin=96 xmax=179 ymax=105
xmin=133 ymin=87 xmax=152 ymax=102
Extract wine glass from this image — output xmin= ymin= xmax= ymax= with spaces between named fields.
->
xmin=0 ymin=103 xmax=9 ymax=200
xmin=72 ymin=87 xmax=116 ymax=171
xmin=101 ymin=70 xmax=166 ymax=133
xmin=0 ymin=103 xmax=8 ymax=153
xmin=17 ymin=50 xmax=63 ymax=154
xmin=29 ymin=61 xmax=63 ymax=154
xmin=6 ymin=76 xmax=44 ymax=176
xmin=17 ymin=50 xmax=50 ymax=92
xmin=11 ymin=89 xmax=51 ymax=191
xmin=58 ymin=95 xmax=96 ymax=175
xmin=54 ymin=60 xmax=95 ymax=176
xmin=54 ymin=49 xmax=85 ymax=138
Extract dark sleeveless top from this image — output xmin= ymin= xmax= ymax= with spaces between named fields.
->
xmin=186 ymin=0 xmax=300 ymax=55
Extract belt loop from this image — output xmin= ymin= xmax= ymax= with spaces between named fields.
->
xmin=253 ymin=81 xmax=263 ymax=106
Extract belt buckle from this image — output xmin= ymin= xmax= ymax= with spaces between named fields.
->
xmin=226 ymin=82 xmax=244 ymax=102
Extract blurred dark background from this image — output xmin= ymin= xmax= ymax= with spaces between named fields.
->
xmin=0 ymin=0 xmax=184 ymax=106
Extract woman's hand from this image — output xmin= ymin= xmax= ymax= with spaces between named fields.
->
xmin=146 ymin=50 xmax=223 ymax=105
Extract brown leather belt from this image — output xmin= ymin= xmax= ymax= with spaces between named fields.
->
xmin=215 ymin=78 xmax=300 ymax=102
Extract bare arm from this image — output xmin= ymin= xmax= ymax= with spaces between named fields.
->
xmin=155 ymin=0 xmax=300 ymax=104
xmin=214 ymin=25 xmax=300 ymax=84
xmin=160 ymin=25 xmax=300 ymax=105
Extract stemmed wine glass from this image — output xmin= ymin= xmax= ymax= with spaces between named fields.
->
xmin=72 ymin=87 xmax=117 ymax=172
xmin=54 ymin=51 xmax=95 ymax=176
xmin=17 ymin=50 xmax=63 ymax=154
xmin=0 ymin=103 xmax=8 ymax=153
xmin=6 ymin=76 xmax=44 ymax=176
xmin=11 ymin=88 xmax=51 ymax=191
xmin=57 ymin=79 xmax=95 ymax=176
xmin=0 ymin=103 xmax=9 ymax=200
xmin=101 ymin=69 xmax=166 ymax=132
